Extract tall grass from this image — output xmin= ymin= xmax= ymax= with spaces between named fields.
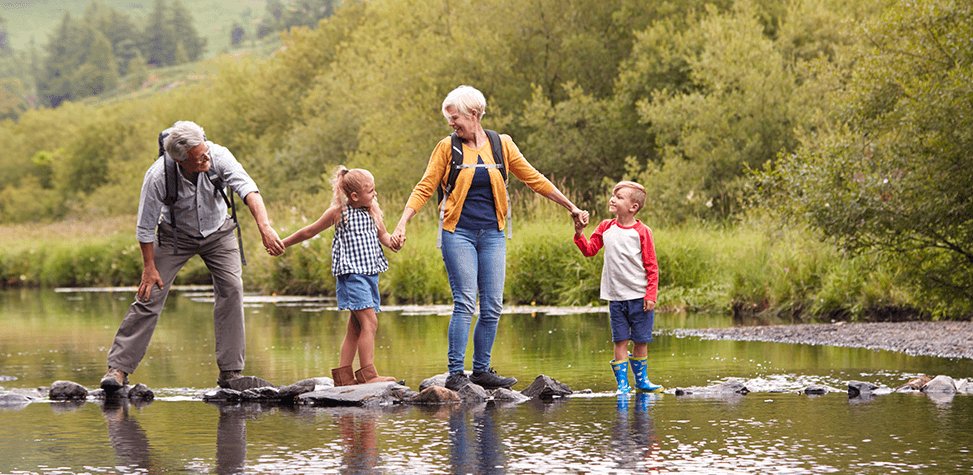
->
xmin=0 ymin=198 xmax=925 ymax=320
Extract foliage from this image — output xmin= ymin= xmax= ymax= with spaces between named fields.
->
xmin=0 ymin=0 xmax=967 ymax=318
xmin=627 ymin=0 xmax=861 ymax=223
xmin=0 ymin=214 xmax=918 ymax=321
xmin=761 ymin=0 xmax=973 ymax=318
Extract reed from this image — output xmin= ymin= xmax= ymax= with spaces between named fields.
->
xmin=0 ymin=211 xmax=919 ymax=320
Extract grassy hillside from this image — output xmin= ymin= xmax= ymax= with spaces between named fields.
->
xmin=1 ymin=0 xmax=267 ymax=55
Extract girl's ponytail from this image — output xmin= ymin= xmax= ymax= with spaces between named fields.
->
xmin=330 ymin=166 xmax=384 ymax=225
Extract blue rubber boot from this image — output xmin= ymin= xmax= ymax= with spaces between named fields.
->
xmin=630 ymin=356 xmax=663 ymax=393
xmin=610 ymin=359 xmax=632 ymax=395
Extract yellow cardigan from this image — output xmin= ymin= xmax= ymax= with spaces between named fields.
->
xmin=405 ymin=134 xmax=555 ymax=232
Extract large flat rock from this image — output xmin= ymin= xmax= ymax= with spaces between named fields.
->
xmin=297 ymin=382 xmax=414 ymax=407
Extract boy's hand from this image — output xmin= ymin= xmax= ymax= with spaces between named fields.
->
xmin=574 ymin=216 xmax=586 ymax=235
xmin=572 ymin=209 xmax=589 ymax=228
xmin=644 ymin=299 xmax=656 ymax=311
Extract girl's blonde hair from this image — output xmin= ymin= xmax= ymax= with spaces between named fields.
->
xmin=331 ymin=166 xmax=384 ymax=225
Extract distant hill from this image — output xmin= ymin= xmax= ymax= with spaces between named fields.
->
xmin=1 ymin=0 xmax=267 ymax=55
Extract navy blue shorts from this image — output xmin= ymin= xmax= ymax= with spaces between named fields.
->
xmin=609 ymin=299 xmax=654 ymax=343
xmin=336 ymin=273 xmax=381 ymax=312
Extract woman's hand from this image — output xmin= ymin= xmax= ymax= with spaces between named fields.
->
xmin=571 ymin=208 xmax=589 ymax=228
xmin=390 ymin=225 xmax=407 ymax=251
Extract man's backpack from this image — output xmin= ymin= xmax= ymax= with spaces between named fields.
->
xmin=158 ymin=130 xmax=246 ymax=265
xmin=435 ymin=129 xmax=511 ymax=248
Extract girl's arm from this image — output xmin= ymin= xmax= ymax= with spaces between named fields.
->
xmin=282 ymin=205 xmax=341 ymax=248
xmin=376 ymin=215 xmax=397 ymax=252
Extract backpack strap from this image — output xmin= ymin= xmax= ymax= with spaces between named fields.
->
xmin=437 ymin=133 xmax=465 ymax=204
xmin=159 ymin=130 xmax=180 ymax=253
xmin=484 ymin=129 xmax=507 ymax=182
xmin=205 ymin=163 xmax=247 ymax=266
xmin=435 ymin=133 xmax=465 ymax=248
xmin=485 ymin=129 xmax=512 ymax=239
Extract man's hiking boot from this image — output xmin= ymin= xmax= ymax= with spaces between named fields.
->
xmin=217 ymin=370 xmax=275 ymax=391
xmin=469 ymin=368 xmax=517 ymax=389
xmin=445 ymin=372 xmax=471 ymax=391
xmin=100 ymin=367 xmax=128 ymax=393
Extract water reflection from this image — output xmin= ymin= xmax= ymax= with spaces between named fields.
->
xmin=612 ymin=393 xmax=662 ymax=471
xmin=215 ymin=404 xmax=251 ymax=474
xmin=448 ymin=404 xmax=506 ymax=474
xmin=102 ymin=399 xmax=155 ymax=472
xmin=336 ymin=408 xmax=380 ymax=472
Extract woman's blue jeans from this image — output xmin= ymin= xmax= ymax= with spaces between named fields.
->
xmin=441 ymin=227 xmax=506 ymax=373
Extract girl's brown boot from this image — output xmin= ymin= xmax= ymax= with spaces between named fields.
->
xmin=331 ymin=366 xmax=358 ymax=386
xmin=354 ymin=364 xmax=398 ymax=384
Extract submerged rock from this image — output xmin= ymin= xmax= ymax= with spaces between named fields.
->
xmin=921 ymin=375 xmax=957 ymax=394
xmin=128 ymin=383 xmax=154 ymax=401
xmin=279 ymin=377 xmax=333 ymax=400
xmin=521 ymin=375 xmax=573 ymax=400
xmin=222 ymin=375 xmax=275 ymax=392
xmin=803 ymin=385 xmax=828 ymax=395
xmin=0 ymin=392 xmax=33 ymax=408
xmin=203 ymin=388 xmax=244 ymax=402
xmin=491 ymin=387 xmax=530 ymax=403
xmin=675 ymin=379 xmax=750 ymax=397
xmin=243 ymin=386 xmax=281 ymax=400
xmin=847 ymin=381 xmax=878 ymax=398
xmin=49 ymin=381 xmax=88 ymax=401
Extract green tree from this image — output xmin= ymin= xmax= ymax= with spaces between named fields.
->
xmin=230 ymin=22 xmax=247 ymax=47
xmin=141 ymin=0 xmax=178 ymax=66
xmin=170 ymin=0 xmax=206 ymax=61
xmin=125 ymin=50 xmax=149 ymax=88
xmin=634 ymin=3 xmax=796 ymax=221
xmin=763 ymin=0 xmax=973 ymax=317
xmin=282 ymin=0 xmax=336 ymax=30
xmin=257 ymin=0 xmax=285 ymax=38
xmin=0 ymin=15 xmax=10 ymax=53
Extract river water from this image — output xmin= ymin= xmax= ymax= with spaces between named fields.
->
xmin=1 ymin=288 xmax=971 ymax=473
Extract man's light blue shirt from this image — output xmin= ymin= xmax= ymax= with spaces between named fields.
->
xmin=135 ymin=142 xmax=258 ymax=243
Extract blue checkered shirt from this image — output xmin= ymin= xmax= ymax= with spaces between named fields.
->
xmin=332 ymin=206 xmax=389 ymax=276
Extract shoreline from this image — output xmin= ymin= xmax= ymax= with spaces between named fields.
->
xmin=671 ymin=321 xmax=973 ymax=360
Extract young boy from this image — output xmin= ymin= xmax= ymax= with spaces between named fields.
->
xmin=574 ymin=181 xmax=663 ymax=394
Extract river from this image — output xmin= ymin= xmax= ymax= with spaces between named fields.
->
xmin=1 ymin=288 xmax=971 ymax=473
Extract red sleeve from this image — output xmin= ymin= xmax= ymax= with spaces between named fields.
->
xmin=574 ymin=219 xmax=613 ymax=257
xmin=637 ymin=223 xmax=659 ymax=302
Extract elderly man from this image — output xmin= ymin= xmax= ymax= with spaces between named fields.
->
xmin=100 ymin=120 xmax=285 ymax=392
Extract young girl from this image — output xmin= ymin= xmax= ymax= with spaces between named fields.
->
xmin=281 ymin=166 xmax=398 ymax=385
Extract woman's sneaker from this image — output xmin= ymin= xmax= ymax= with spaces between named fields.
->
xmin=445 ymin=372 xmax=471 ymax=391
xmin=469 ymin=368 xmax=517 ymax=389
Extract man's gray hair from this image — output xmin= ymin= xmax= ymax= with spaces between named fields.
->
xmin=163 ymin=121 xmax=206 ymax=162
xmin=442 ymin=85 xmax=487 ymax=120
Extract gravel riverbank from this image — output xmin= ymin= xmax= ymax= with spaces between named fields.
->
xmin=671 ymin=321 xmax=973 ymax=360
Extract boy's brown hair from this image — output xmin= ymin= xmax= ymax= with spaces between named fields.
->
xmin=613 ymin=181 xmax=646 ymax=211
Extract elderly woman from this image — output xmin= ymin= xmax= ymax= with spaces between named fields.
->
xmin=391 ymin=85 xmax=587 ymax=391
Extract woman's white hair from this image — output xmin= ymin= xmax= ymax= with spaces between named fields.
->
xmin=442 ymin=85 xmax=487 ymax=119
xmin=163 ymin=120 xmax=206 ymax=162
